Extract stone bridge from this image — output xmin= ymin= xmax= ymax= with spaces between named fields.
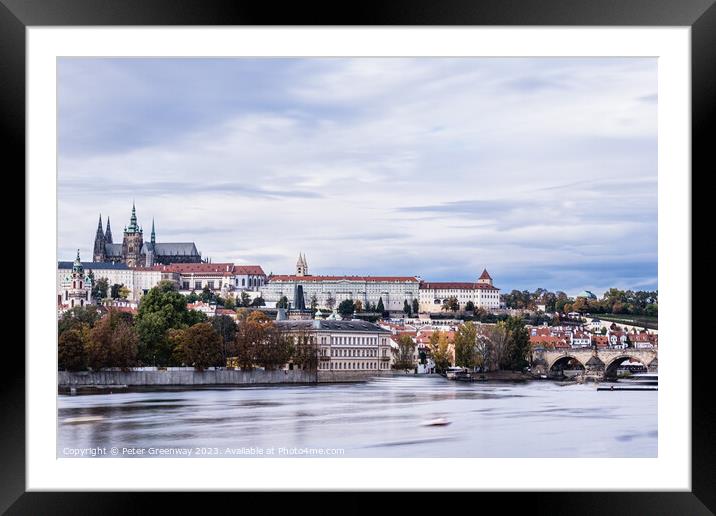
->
xmin=531 ymin=348 xmax=658 ymax=379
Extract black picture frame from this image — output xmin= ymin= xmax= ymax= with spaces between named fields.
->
xmin=4 ymin=0 xmax=711 ymax=513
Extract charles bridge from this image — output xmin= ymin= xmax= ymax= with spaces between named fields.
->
xmin=531 ymin=348 xmax=658 ymax=379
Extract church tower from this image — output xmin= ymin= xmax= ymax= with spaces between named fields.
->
xmin=122 ymin=201 xmax=144 ymax=267
xmin=477 ymin=268 xmax=493 ymax=286
xmin=93 ymin=214 xmax=106 ymax=262
xmin=296 ymin=252 xmax=308 ymax=277
xmin=105 ymin=217 xmax=113 ymax=244
xmin=62 ymin=250 xmax=93 ymax=307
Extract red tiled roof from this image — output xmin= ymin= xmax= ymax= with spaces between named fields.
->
xmin=150 ymin=263 xmax=266 ymax=276
xmin=419 ymin=282 xmax=499 ymax=290
xmin=479 ymin=269 xmax=492 ymax=280
xmin=268 ymin=275 xmax=419 ymax=282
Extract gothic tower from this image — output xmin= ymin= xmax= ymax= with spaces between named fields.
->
xmin=122 ymin=201 xmax=144 ymax=267
xmin=105 ymin=217 xmax=113 ymax=244
xmin=93 ymin=214 xmax=106 ymax=262
xmin=296 ymin=252 xmax=308 ymax=276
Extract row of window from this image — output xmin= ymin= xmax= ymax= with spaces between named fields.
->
xmin=318 ymin=362 xmax=389 ymax=370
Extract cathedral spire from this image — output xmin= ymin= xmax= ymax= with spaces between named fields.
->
xmin=96 ymin=214 xmax=103 ymax=232
xmin=127 ymin=200 xmax=141 ymax=233
xmin=105 ymin=216 xmax=113 ymax=244
xmin=151 ymin=218 xmax=156 ymax=246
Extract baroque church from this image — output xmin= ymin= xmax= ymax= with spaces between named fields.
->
xmin=93 ymin=202 xmax=203 ymax=267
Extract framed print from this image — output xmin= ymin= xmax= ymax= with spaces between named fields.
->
xmin=4 ymin=0 xmax=713 ymax=513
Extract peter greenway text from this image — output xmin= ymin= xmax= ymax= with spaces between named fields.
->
xmin=60 ymin=446 xmax=346 ymax=457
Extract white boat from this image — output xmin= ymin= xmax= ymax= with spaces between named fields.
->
xmin=422 ymin=417 xmax=451 ymax=427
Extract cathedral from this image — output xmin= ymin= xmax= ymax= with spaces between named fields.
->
xmin=93 ymin=202 xmax=203 ymax=267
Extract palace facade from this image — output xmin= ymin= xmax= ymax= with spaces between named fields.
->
xmin=418 ymin=269 xmax=501 ymax=313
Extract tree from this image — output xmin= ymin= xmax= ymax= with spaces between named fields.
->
xmin=255 ymin=324 xmax=293 ymax=371
xmin=325 ymin=296 xmax=336 ymax=310
xmin=118 ymin=285 xmax=130 ymax=300
xmin=58 ymin=327 xmax=88 ymax=371
xmin=200 ymin=286 xmax=214 ymax=303
xmin=185 ymin=290 xmax=199 ymax=303
xmin=504 ymin=316 xmax=531 ymax=370
xmin=251 ymin=296 xmax=266 ymax=307
xmin=135 ymin=280 xmax=203 ymax=366
xmin=211 ymin=315 xmax=237 ymax=364
xmin=353 ymin=300 xmax=363 ymax=313
xmin=393 ymin=334 xmax=416 ymax=370
xmin=292 ymin=331 xmax=318 ymax=371
xmin=240 ymin=291 xmax=251 ymax=307
xmin=181 ymin=322 xmax=223 ymax=370
xmin=403 ymin=299 xmax=412 ymax=317
xmin=431 ymin=332 xmax=452 ymax=373
xmin=92 ymin=277 xmax=109 ymax=301
xmin=412 ymin=298 xmax=419 ymax=315
xmin=337 ymin=299 xmax=355 ymax=318
xmin=233 ymin=310 xmax=272 ymax=370
xmin=310 ymin=294 xmax=319 ymax=312
xmin=86 ymin=310 xmax=138 ymax=370
xmin=482 ymin=322 xmax=510 ymax=371
xmin=58 ymin=306 xmax=100 ymax=336
xmin=276 ymin=296 xmax=289 ymax=309
xmin=454 ymin=322 xmax=478 ymax=369
xmin=376 ymin=297 xmax=385 ymax=314
xmin=465 ymin=301 xmax=475 ymax=312
xmin=223 ymin=296 xmax=236 ymax=310
xmin=442 ymin=296 xmax=459 ymax=312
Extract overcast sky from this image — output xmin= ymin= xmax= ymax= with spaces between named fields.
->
xmin=58 ymin=57 xmax=657 ymax=296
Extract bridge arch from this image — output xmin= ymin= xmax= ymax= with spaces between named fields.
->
xmin=604 ymin=354 xmax=650 ymax=378
xmin=548 ymin=355 xmax=585 ymax=378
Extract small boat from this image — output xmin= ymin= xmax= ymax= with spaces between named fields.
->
xmin=422 ymin=417 xmax=451 ymax=427
xmin=62 ymin=415 xmax=105 ymax=424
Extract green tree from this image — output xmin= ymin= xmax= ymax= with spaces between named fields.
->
xmin=276 ymin=296 xmax=289 ymax=309
xmin=255 ymin=324 xmax=293 ymax=371
xmin=58 ymin=306 xmax=101 ymax=336
xmin=200 ymin=286 xmax=214 ymax=303
xmin=86 ymin=310 xmax=138 ymax=370
xmin=412 ymin=298 xmax=419 ymax=315
xmin=465 ymin=301 xmax=475 ymax=312
xmin=135 ymin=280 xmax=202 ymax=366
xmin=185 ymin=290 xmax=199 ymax=303
xmin=376 ymin=297 xmax=385 ymax=314
xmin=240 ymin=291 xmax=251 ymax=307
xmin=92 ymin=277 xmax=109 ymax=301
xmin=58 ymin=327 xmax=88 ymax=371
xmin=223 ymin=296 xmax=236 ymax=310
xmin=403 ymin=299 xmax=412 ymax=317
xmin=393 ymin=334 xmax=416 ymax=370
xmin=454 ymin=321 xmax=478 ymax=369
xmin=504 ymin=316 xmax=531 ymax=370
xmin=337 ymin=299 xmax=355 ymax=318
xmin=181 ymin=322 xmax=223 ymax=370
xmin=251 ymin=296 xmax=266 ymax=307
xmin=211 ymin=314 xmax=237 ymax=364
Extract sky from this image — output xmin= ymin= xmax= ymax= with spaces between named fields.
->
xmin=58 ymin=57 xmax=657 ymax=296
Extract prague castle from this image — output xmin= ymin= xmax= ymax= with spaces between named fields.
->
xmin=93 ymin=202 xmax=202 ymax=267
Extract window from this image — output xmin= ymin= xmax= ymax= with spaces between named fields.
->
xmin=195 ymin=281 xmax=202 ymax=289
xmin=182 ymin=281 xmax=190 ymax=290
xmin=207 ymin=281 xmax=215 ymax=289
xmin=242 ymin=278 xmax=245 ymax=286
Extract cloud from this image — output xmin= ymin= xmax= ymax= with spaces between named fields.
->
xmin=58 ymin=57 xmax=657 ymax=293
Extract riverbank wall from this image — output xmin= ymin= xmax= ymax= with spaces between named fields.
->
xmin=58 ymin=369 xmax=391 ymax=388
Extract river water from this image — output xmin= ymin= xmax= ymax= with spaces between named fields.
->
xmin=58 ymin=376 xmax=657 ymax=458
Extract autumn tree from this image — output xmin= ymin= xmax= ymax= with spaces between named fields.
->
xmin=181 ymin=322 xmax=223 ymax=370
xmin=86 ymin=310 xmax=139 ymax=370
xmin=429 ymin=332 xmax=452 ymax=373
xmin=353 ymin=300 xmax=363 ymax=313
xmin=442 ymin=296 xmax=459 ymax=312
xmin=58 ymin=306 xmax=101 ymax=336
xmin=58 ymin=326 xmax=89 ymax=371
xmin=211 ymin=314 xmax=237 ymax=364
xmin=255 ymin=324 xmax=293 ymax=370
xmin=454 ymin=321 xmax=478 ymax=369
xmin=393 ymin=334 xmax=416 ymax=370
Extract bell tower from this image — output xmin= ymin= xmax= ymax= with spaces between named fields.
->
xmin=122 ymin=201 xmax=144 ymax=267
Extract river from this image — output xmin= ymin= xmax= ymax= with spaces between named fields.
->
xmin=58 ymin=375 xmax=657 ymax=458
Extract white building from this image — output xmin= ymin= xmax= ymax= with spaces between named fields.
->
xmin=157 ymin=263 xmax=266 ymax=297
xmin=418 ymin=269 xmax=501 ymax=313
xmin=58 ymin=251 xmax=93 ymax=309
xmin=262 ymin=254 xmax=419 ymax=312
xmin=57 ymin=259 xmax=169 ymax=303
xmin=275 ymin=318 xmax=393 ymax=372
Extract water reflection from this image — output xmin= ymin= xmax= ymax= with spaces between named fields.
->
xmin=58 ymin=376 xmax=656 ymax=457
